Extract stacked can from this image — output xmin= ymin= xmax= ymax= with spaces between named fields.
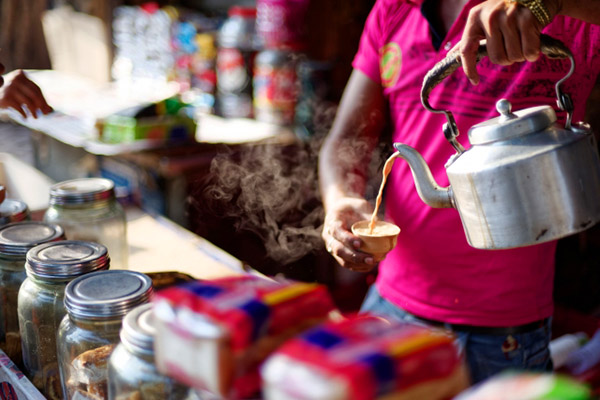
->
xmin=253 ymin=0 xmax=310 ymax=126
xmin=216 ymin=6 xmax=259 ymax=119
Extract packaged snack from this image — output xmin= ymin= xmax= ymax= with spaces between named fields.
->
xmin=454 ymin=371 xmax=592 ymax=400
xmin=261 ymin=314 xmax=469 ymax=400
xmin=153 ymin=275 xmax=337 ymax=399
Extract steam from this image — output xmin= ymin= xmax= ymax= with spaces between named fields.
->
xmin=189 ymin=103 xmax=389 ymax=267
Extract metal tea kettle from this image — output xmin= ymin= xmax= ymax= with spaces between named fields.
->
xmin=393 ymin=34 xmax=600 ymax=250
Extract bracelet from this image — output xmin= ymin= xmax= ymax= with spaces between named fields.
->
xmin=515 ymin=0 xmax=552 ymax=26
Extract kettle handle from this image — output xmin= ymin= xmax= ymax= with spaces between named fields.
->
xmin=421 ymin=34 xmax=576 ymax=148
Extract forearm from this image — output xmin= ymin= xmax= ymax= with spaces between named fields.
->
xmin=553 ymin=0 xmax=600 ymax=24
xmin=318 ymin=70 xmax=385 ymax=212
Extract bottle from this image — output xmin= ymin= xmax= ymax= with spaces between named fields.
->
xmin=18 ymin=240 xmax=110 ymax=400
xmin=253 ymin=48 xmax=298 ymax=125
xmin=216 ymin=6 xmax=258 ymax=118
xmin=43 ymin=178 xmax=129 ymax=269
xmin=0 ymin=221 xmax=65 ymax=367
xmin=57 ymin=270 xmax=153 ymax=399
xmin=108 ymin=303 xmax=190 ymax=399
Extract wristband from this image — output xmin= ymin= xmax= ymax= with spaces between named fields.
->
xmin=515 ymin=0 xmax=552 ymax=26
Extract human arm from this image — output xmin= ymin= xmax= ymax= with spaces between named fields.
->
xmin=0 ymin=69 xmax=53 ymax=118
xmin=458 ymin=0 xmax=600 ymax=85
xmin=319 ymin=69 xmax=386 ymax=272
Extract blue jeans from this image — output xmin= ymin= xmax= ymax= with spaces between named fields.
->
xmin=360 ymin=285 xmax=553 ymax=384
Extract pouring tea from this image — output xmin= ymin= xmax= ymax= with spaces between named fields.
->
xmin=393 ymin=34 xmax=600 ymax=250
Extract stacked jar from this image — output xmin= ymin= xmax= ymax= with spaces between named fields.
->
xmin=253 ymin=0 xmax=309 ymax=126
xmin=0 ymin=197 xmax=29 ymax=227
xmin=0 ymin=222 xmax=65 ymax=367
xmin=108 ymin=303 xmax=191 ymax=399
xmin=18 ymin=240 xmax=110 ymax=399
xmin=216 ymin=6 xmax=259 ymax=118
xmin=57 ymin=270 xmax=153 ymax=399
xmin=43 ymin=178 xmax=128 ymax=269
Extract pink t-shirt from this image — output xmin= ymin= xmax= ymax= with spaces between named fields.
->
xmin=353 ymin=0 xmax=600 ymax=326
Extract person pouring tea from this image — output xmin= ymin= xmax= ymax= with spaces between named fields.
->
xmin=319 ymin=0 xmax=600 ymax=384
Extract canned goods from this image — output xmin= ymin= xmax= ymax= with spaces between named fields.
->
xmin=43 ymin=178 xmax=128 ymax=270
xmin=0 ymin=199 xmax=29 ymax=226
xmin=0 ymin=222 xmax=65 ymax=367
xmin=19 ymin=240 xmax=110 ymax=399
xmin=108 ymin=303 xmax=190 ymax=399
xmin=216 ymin=6 xmax=258 ymax=118
xmin=57 ymin=270 xmax=153 ymax=399
xmin=253 ymin=49 xmax=299 ymax=125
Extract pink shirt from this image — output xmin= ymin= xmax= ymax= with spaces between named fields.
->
xmin=353 ymin=0 xmax=600 ymax=326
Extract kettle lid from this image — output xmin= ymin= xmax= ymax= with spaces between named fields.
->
xmin=468 ymin=99 xmax=556 ymax=145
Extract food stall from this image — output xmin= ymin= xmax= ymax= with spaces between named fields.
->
xmin=0 ymin=0 xmax=600 ymax=399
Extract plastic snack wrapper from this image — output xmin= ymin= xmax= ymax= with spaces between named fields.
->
xmin=152 ymin=275 xmax=337 ymax=399
xmin=261 ymin=314 xmax=469 ymax=400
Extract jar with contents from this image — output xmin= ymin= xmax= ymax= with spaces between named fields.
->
xmin=0 ymin=222 xmax=64 ymax=368
xmin=19 ymin=240 xmax=110 ymax=400
xmin=57 ymin=270 xmax=153 ymax=399
xmin=108 ymin=303 xmax=190 ymax=399
xmin=43 ymin=178 xmax=128 ymax=269
xmin=0 ymin=198 xmax=29 ymax=226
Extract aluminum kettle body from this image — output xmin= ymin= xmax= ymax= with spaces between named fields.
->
xmin=394 ymin=35 xmax=600 ymax=250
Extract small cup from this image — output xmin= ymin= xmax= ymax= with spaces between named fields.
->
xmin=351 ymin=220 xmax=400 ymax=262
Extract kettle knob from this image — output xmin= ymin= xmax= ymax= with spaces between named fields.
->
xmin=496 ymin=99 xmax=517 ymax=123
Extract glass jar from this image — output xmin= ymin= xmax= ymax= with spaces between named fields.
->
xmin=0 ymin=198 xmax=29 ymax=226
xmin=18 ymin=240 xmax=110 ymax=400
xmin=57 ymin=270 xmax=153 ymax=399
xmin=43 ymin=178 xmax=129 ymax=269
xmin=108 ymin=303 xmax=190 ymax=399
xmin=0 ymin=221 xmax=64 ymax=367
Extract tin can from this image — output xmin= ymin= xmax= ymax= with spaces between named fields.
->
xmin=0 ymin=222 xmax=65 ymax=367
xmin=253 ymin=49 xmax=298 ymax=125
xmin=57 ymin=270 xmax=153 ymax=399
xmin=18 ymin=240 xmax=110 ymax=400
xmin=43 ymin=178 xmax=128 ymax=270
xmin=216 ymin=6 xmax=258 ymax=118
xmin=107 ymin=303 xmax=190 ymax=399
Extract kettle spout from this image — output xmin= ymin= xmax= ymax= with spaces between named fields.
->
xmin=393 ymin=143 xmax=453 ymax=209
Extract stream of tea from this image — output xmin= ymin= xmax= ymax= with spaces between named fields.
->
xmin=368 ymin=151 xmax=400 ymax=233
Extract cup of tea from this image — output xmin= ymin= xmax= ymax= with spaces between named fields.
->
xmin=351 ymin=220 xmax=400 ymax=261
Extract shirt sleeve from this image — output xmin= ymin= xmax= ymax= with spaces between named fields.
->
xmin=352 ymin=0 xmax=386 ymax=84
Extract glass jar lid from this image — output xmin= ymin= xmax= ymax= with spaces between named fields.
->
xmin=65 ymin=270 xmax=153 ymax=320
xmin=49 ymin=178 xmax=116 ymax=206
xmin=0 ymin=199 xmax=29 ymax=226
xmin=26 ymin=240 xmax=110 ymax=281
xmin=0 ymin=222 xmax=65 ymax=257
xmin=120 ymin=303 xmax=155 ymax=355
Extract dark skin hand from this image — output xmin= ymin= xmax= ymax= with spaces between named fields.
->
xmin=458 ymin=0 xmax=600 ymax=85
xmin=0 ymin=64 xmax=53 ymax=118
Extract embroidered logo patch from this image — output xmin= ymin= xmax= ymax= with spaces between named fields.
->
xmin=380 ymin=42 xmax=402 ymax=88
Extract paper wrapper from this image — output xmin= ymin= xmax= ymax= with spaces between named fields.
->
xmin=0 ymin=349 xmax=45 ymax=399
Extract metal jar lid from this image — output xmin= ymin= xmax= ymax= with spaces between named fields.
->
xmin=120 ymin=303 xmax=155 ymax=356
xmin=26 ymin=240 xmax=110 ymax=282
xmin=0 ymin=222 xmax=65 ymax=257
xmin=0 ymin=199 xmax=29 ymax=226
xmin=49 ymin=178 xmax=116 ymax=206
xmin=468 ymin=100 xmax=557 ymax=145
xmin=65 ymin=270 xmax=153 ymax=321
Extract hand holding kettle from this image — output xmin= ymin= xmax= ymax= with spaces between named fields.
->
xmin=457 ymin=0 xmax=600 ymax=85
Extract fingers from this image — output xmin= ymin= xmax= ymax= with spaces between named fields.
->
xmin=0 ymin=70 xmax=53 ymax=118
xmin=459 ymin=0 xmax=545 ymax=85
xmin=323 ymin=222 xmax=375 ymax=272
